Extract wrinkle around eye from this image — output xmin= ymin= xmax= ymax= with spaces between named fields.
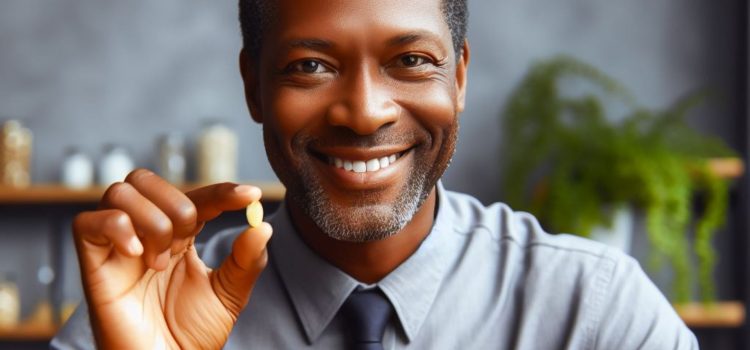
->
xmin=387 ymin=58 xmax=449 ymax=82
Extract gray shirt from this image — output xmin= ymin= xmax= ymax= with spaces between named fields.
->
xmin=52 ymin=182 xmax=698 ymax=349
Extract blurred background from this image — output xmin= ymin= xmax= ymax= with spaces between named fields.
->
xmin=0 ymin=0 xmax=748 ymax=348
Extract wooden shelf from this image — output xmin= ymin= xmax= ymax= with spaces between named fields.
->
xmin=674 ymin=301 xmax=745 ymax=328
xmin=0 ymin=323 xmax=58 ymax=341
xmin=0 ymin=157 xmax=741 ymax=204
xmin=0 ymin=181 xmax=286 ymax=204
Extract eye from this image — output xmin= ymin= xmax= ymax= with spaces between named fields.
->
xmin=398 ymin=54 xmax=431 ymax=67
xmin=287 ymin=59 xmax=330 ymax=74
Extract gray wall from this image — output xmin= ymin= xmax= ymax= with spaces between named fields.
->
xmin=0 ymin=0 xmax=270 ymax=184
xmin=0 ymin=0 xmax=744 ymax=339
xmin=458 ymin=0 xmax=742 ymax=203
xmin=0 ymin=0 xmax=741 ymax=202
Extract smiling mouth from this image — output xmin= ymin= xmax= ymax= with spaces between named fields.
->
xmin=310 ymin=149 xmax=410 ymax=173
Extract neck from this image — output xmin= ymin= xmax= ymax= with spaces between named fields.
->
xmin=287 ymin=187 xmax=437 ymax=284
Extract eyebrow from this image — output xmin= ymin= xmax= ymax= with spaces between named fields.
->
xmin=387 ymin=31 xmax=444 ymax=47
xmin=285 ymin=38 xmax=334 ymax=51
xmin=282 ymin=31 xmax=445 ymax=52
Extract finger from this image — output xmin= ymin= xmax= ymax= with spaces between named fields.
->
xmin=72 ymin=209 xmax=143 ymax=273
xmin=125 ymin=169 xmax=199 ymax=239
xmin=211 ymin=222 xmax=272 ymax=317
xmin=186 ymin=183 xmax=262 ymax=223
xmin=100 ymin=181 xmax=173 ymax=270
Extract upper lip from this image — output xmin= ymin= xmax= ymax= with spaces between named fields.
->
xmin=310 ymin=145 xmax=413 ymax=161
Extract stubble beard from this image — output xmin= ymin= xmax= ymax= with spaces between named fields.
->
xmin=268 ymin=124 xmax=457 ymax=243
xmin=292 ymin=159 xmax=431 ymax=242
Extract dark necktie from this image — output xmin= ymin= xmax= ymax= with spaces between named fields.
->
xmin=340 ymin=289 xmax=394 ymax=350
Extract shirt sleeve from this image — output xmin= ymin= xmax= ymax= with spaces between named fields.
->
xmin=593 ymin=254 xmax=699 ymax=349
xmin=49 ymin=301 xmax=96 ymax=350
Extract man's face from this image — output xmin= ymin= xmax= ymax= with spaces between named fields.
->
xmin=244 ymin=0 xmax=468 ymax=242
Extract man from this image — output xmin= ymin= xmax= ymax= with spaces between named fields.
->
xmin=52 ymin=0 xmax=698 ymax=348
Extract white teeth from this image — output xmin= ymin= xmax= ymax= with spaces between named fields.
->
xmin=366 ymin=159 xmax=380 ymax=172
xmin=353 ymin=161 xmax=366 ymax=173
xmin=379 ymin=157 xmax=389 ymax=168
xmin=328 ymin=152 xmax=403 ymax=173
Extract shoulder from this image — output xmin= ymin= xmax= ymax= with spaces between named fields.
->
xmin=441 ymin=187 xmax=620 ymax=266
xmin=441 ymin=189 xmax=651 ymax=314
xmin=440 ymin=188 xmax=696 ymax=348
xmin=439 ymin=188 xmax=637 ymax=315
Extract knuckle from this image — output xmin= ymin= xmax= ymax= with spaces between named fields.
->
xmin=151 ymin=215 xmax=174 ymax=238
xmin=124 ymin=168 xmax=154 ymax=184
xmin=102 ymin=182 xmax=132 ymax=203
xmin=72 ymin=210 xmax=131 ymax=240
xmin=172 ymin=202 xmax=198 ymax=230
xmin=102 ymin=210 xmax=131 ymax=232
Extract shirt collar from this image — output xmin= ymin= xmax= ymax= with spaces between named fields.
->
xmin=378 ymin=181 xmax=455 ymax=342
xmin=268 ymin=204 xmax=359 ymax=343
xmin=268 ymin=181 xmax=457 ymax=344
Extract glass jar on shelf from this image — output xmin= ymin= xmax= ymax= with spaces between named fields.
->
xmin=156 ymin=133 xmax=186 ymax=185
xmin=197 ymin=121 xmax=237 ymax=184
xmin=0 ymin=273 xmax=20 ymax=327
xmin=0 ymin=120 xmax=33 ymax=188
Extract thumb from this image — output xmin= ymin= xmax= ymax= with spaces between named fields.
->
xmin=211 ymin=223 xmax=273 ymax=318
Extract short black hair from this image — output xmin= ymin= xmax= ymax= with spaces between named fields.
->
xmin=238 ymin=0 xmax=468 ymax=59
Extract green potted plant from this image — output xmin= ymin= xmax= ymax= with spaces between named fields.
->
xmin=501 ymin=56 xmax=737 ymax=304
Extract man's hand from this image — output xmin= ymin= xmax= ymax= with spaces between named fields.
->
xmin=72 ymin=169 xmax=272 ymax=349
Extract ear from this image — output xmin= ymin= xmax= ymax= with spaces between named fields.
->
xmin=239 ymin=48 xmax=264 ymax=123
xmin=455 ymin=40 xmax=470 ymax=113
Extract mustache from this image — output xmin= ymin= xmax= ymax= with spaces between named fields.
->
xmin=298 ymin=126 xmax=428 ymax=149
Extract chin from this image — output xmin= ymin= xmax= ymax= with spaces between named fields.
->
xmin=292 ymin=163 xmax=431 ymax=243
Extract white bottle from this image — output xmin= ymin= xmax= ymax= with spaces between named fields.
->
xmin=61 ymin=148 xmax=94 ymax=189
xmin=157 ymin=133 xmax=186 ymax=185
xmin=98 ymin=145 xmax=135 ymax=186
xmin=197 ymin=121 xmax=238 ymax=183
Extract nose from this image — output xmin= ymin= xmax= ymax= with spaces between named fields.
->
xmin=326 ymin=66 xmax=400 ymax=135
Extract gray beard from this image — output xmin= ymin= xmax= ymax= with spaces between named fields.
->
xmin=291 ymin=162 xmax=431 ymax=243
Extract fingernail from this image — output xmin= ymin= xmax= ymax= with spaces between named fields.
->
xmin=234 ymin=185 xmax=260 ymax=196
xmin=234 ymin=185 xmax=253 ymax=194
xmin=154 ymin=250 xmax=171 ymax=270
xmin=262 ymin=222 xmax=273 ymax=235
xmin=128 ymin=237 xmax=143 ymax=256
xmin=260 ymin=222 xmax=273 ymax=243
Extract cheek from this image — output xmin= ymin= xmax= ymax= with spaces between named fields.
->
xmin=397 ymin=82 xmax=458 ymax=145
xmin=267 ymin=88 xmax=329 ymax=148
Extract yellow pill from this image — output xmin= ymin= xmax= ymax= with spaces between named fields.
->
xmin=245 ymin=201 xmax=263 ymax=228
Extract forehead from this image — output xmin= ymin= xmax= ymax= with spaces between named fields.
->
xmin=267 ymin=0 xmax=451 ymax=51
